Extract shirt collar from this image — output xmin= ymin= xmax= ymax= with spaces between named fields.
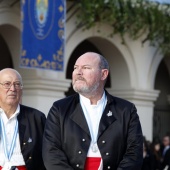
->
xmin=10 ymin=104 xmax=20 ymax=119
xmin=0 ymin=104 xmax=20 ymax=120
xmin=80 ymin=91 xmax=106 ymax=106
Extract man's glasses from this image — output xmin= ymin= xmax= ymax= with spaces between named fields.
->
xmin=0 ymin=82 xmax=23 ymax=89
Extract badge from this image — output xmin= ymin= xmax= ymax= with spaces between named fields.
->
xmin=107 ymin=111 xmax=112 ymax=117
xmin=91 ymin=143 xmax=98 ymax=153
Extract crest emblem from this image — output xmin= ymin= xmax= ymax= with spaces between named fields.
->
xmin=36 ymin=0 xmax=48 ymax=27
xmin=28 ymin=0 xmax=55 ymax=39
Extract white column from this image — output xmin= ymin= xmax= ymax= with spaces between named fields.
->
xmin=167 ymin=95 xmax=170 ymax=105
xmin=107 ymin=88 xmax=160 ymax=141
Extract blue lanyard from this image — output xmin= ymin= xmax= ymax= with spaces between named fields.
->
xmin=0 ymin=116 xmax=18 ymax=161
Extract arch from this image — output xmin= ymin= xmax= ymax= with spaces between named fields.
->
xmin=0 ymin=24 xmax=21 ymax=70
xmin=66 ymin=23 xmax=137 ymax=89
xmin=0 ymin=33 xmax=13 ymax=69
xmin=65 ymin=39 xmax=111 ymax=96
xmin=153 ymin=57 xmax=170 ymax=140
xmin=0 ymin=7 xmax=21 ymax=71
xmin=0 ymin=8 xmax=21 ymax=30
xmin=147 ymin=50 xmax=164 ymax=89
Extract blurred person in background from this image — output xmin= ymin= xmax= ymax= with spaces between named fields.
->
xmin=151 ymin=138 xmax=162 ymax=170
xmin=161 ymin=135 xmax=170 ymax=170
xmin=142 ymin=137 xmax=155 ymax=170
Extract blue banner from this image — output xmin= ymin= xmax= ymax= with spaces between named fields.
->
xmin=20 ymin=0 xmax=65 ymax=71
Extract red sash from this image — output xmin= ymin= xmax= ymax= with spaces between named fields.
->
xmin=84 ymin=157 xmax=101 ymax=170
xmin=0 ymin=166 xmax=26 ymax=170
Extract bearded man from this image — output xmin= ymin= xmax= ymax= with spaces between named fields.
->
xmin=43 ymin=52 xmax=143 ymax=170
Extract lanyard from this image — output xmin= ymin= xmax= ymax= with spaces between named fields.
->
xmin=0 ymin=116 xmax=18 ymax=161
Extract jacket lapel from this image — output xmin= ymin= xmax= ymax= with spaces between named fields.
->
xmin=97 ymin=104 xmax=117 ymax=139
xmin=70 ymin=103 xmax=90 ymax=136
xmin=17 ymin=105 xmax=28 ymax=149
xmin=70 ymin=92 xmax=117 ymax=139
xmin=18 ymin=122 xmax=26 ymax=148
xmin=97 ymin=92 xmax=117 ymax=139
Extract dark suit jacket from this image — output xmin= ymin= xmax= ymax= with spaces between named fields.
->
xmin=18 ymin=104 xmax=46 ymax=170
xmin=43 ymin=91 xmax=143 ymax=170
xmin=161 ymin=148 xmax=170 ymax=170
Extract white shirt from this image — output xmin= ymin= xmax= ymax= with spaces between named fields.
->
xmin=80 ymin=92 xmax=107 ymax=169
xmin=0 ymin=105 xmax=25 ymax=167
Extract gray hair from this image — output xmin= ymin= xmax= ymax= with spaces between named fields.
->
xmin=0 ymin=68 xmax=23 ymax=84
xmin=98 ymin=54 xmax=109 ymax=70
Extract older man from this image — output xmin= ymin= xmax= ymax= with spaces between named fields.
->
xmin=43 ymin=52 xmax=143 ymax=170
xmin=0 ymin=68 xmax=46 ymax=170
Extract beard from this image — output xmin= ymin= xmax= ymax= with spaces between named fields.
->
xmin=72 ymin=77 xmax=100 ymax=95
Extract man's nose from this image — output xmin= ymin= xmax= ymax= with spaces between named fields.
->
xmin=77 ymin=68 xmax=83 ymax=75
xmin=9 ymin=84 xmax=16 ymax=90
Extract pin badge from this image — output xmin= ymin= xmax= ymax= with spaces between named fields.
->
xmin=107 ymin=111 xmax=112 ymax=117
xmin=28 ymin=137 xmax=32 ymax=143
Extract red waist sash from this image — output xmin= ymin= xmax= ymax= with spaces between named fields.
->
xmin=0 ymin=165 xmax=26 ymax=170
xmin=84 ymin=157 xmax=101 ymax=170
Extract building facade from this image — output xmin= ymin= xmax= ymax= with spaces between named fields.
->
xmin=0 ymin=0 xmax=170 ymax=142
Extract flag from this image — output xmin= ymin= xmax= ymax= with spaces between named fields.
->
xmin=20 ymin=0 xmax=65 ymax=71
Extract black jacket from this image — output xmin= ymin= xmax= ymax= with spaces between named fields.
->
xmin=18 ymin=104 xmax=46 ymax=170
xmin=43 ymin=91 xmax=143 ymax=170
xmin=161 ymin=148 xmax=170 ymax=170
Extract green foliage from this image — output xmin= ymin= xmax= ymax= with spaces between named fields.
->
xmin=75 ymin=0 xmax=170 ymax=55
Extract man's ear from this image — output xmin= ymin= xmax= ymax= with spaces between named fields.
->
xmin=101 ymin=69 xmax=109 ymax=81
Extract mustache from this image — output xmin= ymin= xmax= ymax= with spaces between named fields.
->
xmin=8 ymin=92 xmax=17 ymax=95
xmin=75 ymin=76 xmax=86 ymax=81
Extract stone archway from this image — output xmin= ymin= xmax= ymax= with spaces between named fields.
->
xmin=0 ymin=33 xmax=13 ymax=69
xmin=0 ymin=24 xmax=21 ymax=71
xmin=65 ymin=39 xmax=111 ymax=96
xmin=65 ymin=35 xmax=130 ymax=97
xmin=154 ymin=56 xmax=170 ymax=141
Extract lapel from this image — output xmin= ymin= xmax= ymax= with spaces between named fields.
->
xmin=70 ymin=102 xmax=90 ymax=137
xmin=69 ymin=92 xmax=117 ymax=139
xmin=17 ymin=105 xmax=29 ymax=149
xmin=97 ymin=103 xmax=117 ymax=139
xmin=97 ymin=91 xmax=117 ymax=139
xmin=18 ymin=121 xmax=26 ymax=148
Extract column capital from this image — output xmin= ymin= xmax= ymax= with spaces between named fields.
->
xmin=23 ymin=78 xmax=71 ymax=98
xmin=106 ymin=88 xmax=160 ymax=106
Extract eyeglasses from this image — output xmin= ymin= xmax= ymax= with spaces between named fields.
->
xmin=0 ymin=82 xmax=23 ymax=89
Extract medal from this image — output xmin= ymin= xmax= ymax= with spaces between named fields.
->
xmin=91 ymin=143 xmax=98 ymax=153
